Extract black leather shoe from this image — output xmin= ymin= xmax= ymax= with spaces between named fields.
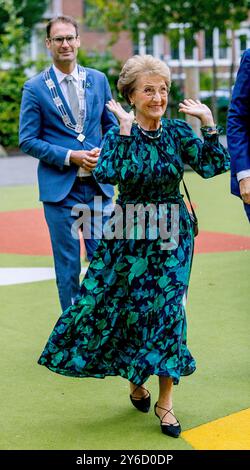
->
xmin=154 ymin=402 xmax=181 ymax=438
xmin=130 ymin=386 xmax=151 ymax=413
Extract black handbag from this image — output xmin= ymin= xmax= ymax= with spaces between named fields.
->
xmin=182 ymin=180 xmax=199 ymax=237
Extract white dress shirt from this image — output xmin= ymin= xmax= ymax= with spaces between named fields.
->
xmin=237 ymin=170 xmax=250 ymax=182
xmin=52 ymin=64 xmax=90 ymax=177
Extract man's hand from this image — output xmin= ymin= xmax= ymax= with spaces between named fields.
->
xmin=70 ymin=148 xmax=100 ymax=171
xmin=239 ymin=176 xmax=250 ymax=204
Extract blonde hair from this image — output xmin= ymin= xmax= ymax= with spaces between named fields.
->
xmin=117 ymin=54 xmax=171 ymax=104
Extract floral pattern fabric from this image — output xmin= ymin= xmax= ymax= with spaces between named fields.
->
xmin=38 ymin=119 xmax=230 ymax=386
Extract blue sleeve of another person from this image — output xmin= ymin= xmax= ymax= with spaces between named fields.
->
xmin=227 ymin=49 xmax=250 ymax=179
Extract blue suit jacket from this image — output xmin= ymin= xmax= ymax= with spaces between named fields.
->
xmin=227 ymin=49 xmax=250 ymax=198
xmin=19 ymin=65 xmax=117 ymax=202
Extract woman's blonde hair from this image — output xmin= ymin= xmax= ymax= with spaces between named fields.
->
xmin=117 ymin=54 xmax=171 ymax=104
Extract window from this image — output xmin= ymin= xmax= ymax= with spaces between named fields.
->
xmin=185 ymin=40 xmax=194 ymax=59
xmin=170 ymin=43 xmax=179 ymax=60
xmin=133 ymin=34 xmax=153 ymax=55
xmin=239 ymin=34 xmax=247 ymax=54
xmin=205 ymin=30 xmax=213 ymax=59
xmin=219 ymin=31 xmax=228 ymax=59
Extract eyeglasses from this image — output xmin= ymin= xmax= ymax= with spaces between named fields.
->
xmin=49 ymin=35 xmax=78 ymax=46
xmin=136 ymin=86 xmax=168 ymax=97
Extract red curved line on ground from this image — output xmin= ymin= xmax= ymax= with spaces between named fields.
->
xmin=194 ymin=231 xmax=250 ymax=253
xmin=0 ymin=209 xmax=52 ymax=255
xmin=0 ymin=209 xmax=249 ymax=256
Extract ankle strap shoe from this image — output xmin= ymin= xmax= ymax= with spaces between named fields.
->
xmin=154 ymin=402 xmax=181 ymax=438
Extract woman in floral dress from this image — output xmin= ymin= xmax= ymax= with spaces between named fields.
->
xmin=38 ymin=55 xmax=230 ymax=438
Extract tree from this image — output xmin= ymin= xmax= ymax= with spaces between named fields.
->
xmin=78 ymin=49 xmax=122 ymax=96
xmin=86 ymin=0 xmax=250 ymax=40
xmin=86 ymin=0 xmax=250 ymax=121
xmin=0 ymin=0 xmax=49 ymax=45
xmin=0 ymin=0 xmax=26 ymax=66
xmin=0 ymin=0 xmax=49 ymax=149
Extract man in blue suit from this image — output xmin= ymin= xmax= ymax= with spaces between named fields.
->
xmin=227 ymin=49 xmax=250 ymax=222
xmin=19 ymin=15 xmax=117 ymax=310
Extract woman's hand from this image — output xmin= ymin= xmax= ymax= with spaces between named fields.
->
xmin=178 ymin=99 xmax=215 ymax=127
xmin=106 ymin=99 xmax=134 ymax=136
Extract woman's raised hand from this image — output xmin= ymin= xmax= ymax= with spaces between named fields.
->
xmin=106 ymin=99 xmax=135 ymax=135
xmin=106 ymin=99 xmax=134 ymax=123
xmin=178 ymin=99 xmax=215 ymax=127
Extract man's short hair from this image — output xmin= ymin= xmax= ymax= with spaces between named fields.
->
xmin=46 ymin=15 xmax=79 ymax=38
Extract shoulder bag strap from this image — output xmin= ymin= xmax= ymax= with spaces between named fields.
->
xmin=182 ymin=180 xmax=198 ymax=222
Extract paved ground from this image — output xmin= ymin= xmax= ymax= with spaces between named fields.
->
xmin=0 ymin=155 xmax=38 ymax=186
xmin=0 ymin=266 xmax=87 ymax=285
xmin=0 ymin=145 xmax=249 ymax=453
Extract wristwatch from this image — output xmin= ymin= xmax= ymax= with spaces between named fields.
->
xmin=200 ymin=125 xmax=218 ymax=133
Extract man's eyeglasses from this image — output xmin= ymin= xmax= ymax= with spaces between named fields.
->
xmin=49 ymin=35 xmax=78 ymax=46
xmin=136 ymin=86 xmax=168 ymax=97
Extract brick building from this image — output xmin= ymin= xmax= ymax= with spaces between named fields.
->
xmin=30 ymin=0 xmax=250 ymax=114
xmin=31 ymin=0 xmax=133 ymax=62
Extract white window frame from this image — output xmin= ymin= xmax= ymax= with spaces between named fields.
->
xmin=43 ymin=0 xmax=63 ymax=19
xmin=167 ymin=24 xmax=200 ymax=67
xmin=234 ymin=26 xmax=250 ymax=64
xmin=168 ymin=24 xmax=234 ymax=67
xmin=153 ymin=35 xmax=165 ymax=60
xmin=52 ymin=0 xmax=63 ymax=15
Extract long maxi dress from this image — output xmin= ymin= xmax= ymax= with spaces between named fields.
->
xmin=38 ymin=118 xmax=230 ymax=386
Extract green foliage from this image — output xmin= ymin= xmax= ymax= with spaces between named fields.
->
xmin=0 ymin=0 xmax=49 ymax=149
xmin=0 ymin=0 xmax=27 ymax=65
xmin=0 ymin=68 xmax=27 ymax=148
xmin=0 ymin=0 xmax=49 ymax=44
xmin=200 ymin=72 xmax=213 ymax=91
xmin=87 ymin=0 xmax=249 ymax=39
xmin=202 ymin=96 xmax=229 ymax=129
xmin=85 ymin=0 xmax=249 ymax=124
xmin=168 ymin=82 xmax=184 ymax=119
xmin=77 ymin=49 xmax=122 ymax=96
xmin=85 ymin=0 xmax=133 ymax=35
xmin=32 ymin=54 xmax=51 ymax=73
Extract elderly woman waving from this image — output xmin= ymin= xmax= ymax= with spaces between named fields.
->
xmin=38 ymin=55 xmax=230 ymax=438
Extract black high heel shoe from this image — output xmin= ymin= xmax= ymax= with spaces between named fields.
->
xmin=154 ymin=402 xmax=181 ymax=438
xmin=130 ymin=385 xmax=151 ymax=413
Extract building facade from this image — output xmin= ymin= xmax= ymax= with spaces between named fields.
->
xmin=30 ymin=0 xmax=250 ymax=107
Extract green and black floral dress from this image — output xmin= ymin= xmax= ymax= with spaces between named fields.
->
xmin=38 ymin=118 xmax=230 ymax=385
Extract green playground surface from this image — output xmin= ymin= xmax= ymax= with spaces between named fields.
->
xmin=0 ymin=172 xmax=249 ymax=450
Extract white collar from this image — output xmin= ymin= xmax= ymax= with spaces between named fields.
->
xmin=52 ymin=64 xmax=79 ymax=85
